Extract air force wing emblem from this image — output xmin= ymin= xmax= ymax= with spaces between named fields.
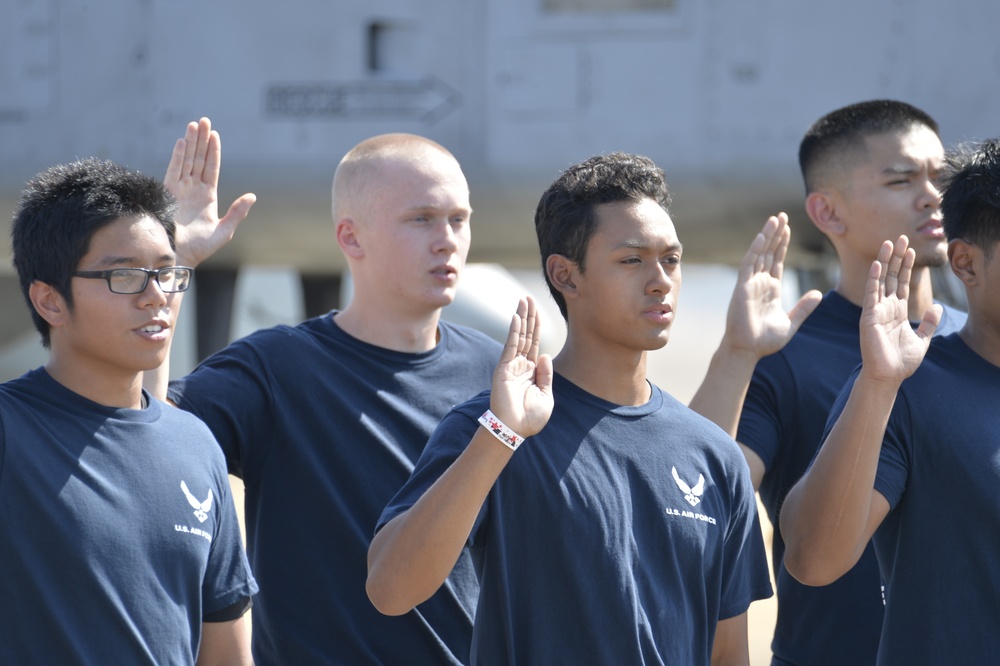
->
xmin=180 ymin=480 xmax=214 ymax=523
xmin=672 ymin=466 xmax=705 ymax=507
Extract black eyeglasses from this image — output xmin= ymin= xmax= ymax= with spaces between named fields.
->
xmin=72 ymin=266 xmax=193 ymax=294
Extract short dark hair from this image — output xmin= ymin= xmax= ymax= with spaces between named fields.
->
xmin=11 ymin=158 xmax=177 ymax=347
xmin=534 ymin=152 xmax=671 ymax=319
xmin=941 ymin=138 xmax=1000 ymax=261
xmin=799 ymin=99 xmax=940 ymax=193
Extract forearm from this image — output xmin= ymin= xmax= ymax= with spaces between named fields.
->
xmin=689 ymin=342 xmax=761 ymax=439
xmin=780 ymin=370 xmax=899 ymax=584
xmin=367 ymin=429 xmax=514 ymax=615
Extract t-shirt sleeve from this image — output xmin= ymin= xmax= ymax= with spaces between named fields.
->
xmin=167 ymin=336 xmax=276 ymax=480
xmin=872 ymin=391 xmax=913 ymax=510
xmin=718 ymin=458 xmax=773 ymax=619
xmin=736 ymin=352 xmax=792 ymax=470
xmin=819 ymin=369 xmax=909 ymax=510
xmin=202 ymin=462 xmax=258 ymax=618
xmin=377 ymin=397 xmax=489 ymax=545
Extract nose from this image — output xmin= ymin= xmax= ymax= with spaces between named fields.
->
xmin=433 ymin=218 xmax=461 ymax=254
xmin=919 ymin=177 xmax=943 ymax=210
xmin=646 ymin=261 xmax=675 ymax=295
xmin=137 ymin=273 xmax=169 ymax=308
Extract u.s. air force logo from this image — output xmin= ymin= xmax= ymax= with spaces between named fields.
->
xmin=665 ymin=466 xmax=717 ymax=525
xmin=672 ymin=466 xmax=704 ymax=506
xmin=180 ymin=480 xmax=214 ymax=523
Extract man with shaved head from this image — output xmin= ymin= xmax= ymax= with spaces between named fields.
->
xmin=157 ymin=120 xmax=501 ymax=664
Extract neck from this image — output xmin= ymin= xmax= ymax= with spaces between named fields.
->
xmin=45 ymin=354 xmax=145 ymax=409
xmin=959 ymin=311 xmax=1000 ymax=368
xmin=553 ymin=336 xmax=651 ymax=406
xmin=334 ymin=302 xmax=442 ymax=353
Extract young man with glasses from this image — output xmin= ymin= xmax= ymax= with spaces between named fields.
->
xmin=0 ymin=157 xmax=257 ymax=664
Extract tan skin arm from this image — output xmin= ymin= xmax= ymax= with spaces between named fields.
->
xmin=366 ymin=297 xmax=554 ymax=616
xmin=143 ymin=118 xmax=256 ymax=400
xmin=781 ymin=236 xmax=941 ymax=586
xmin=711 ymin=613 xmax=750 ymax=666
xmin=196 ymin=615 xmax=252 ymax=666
xmin=689 ymin=213 xmax=821 ymax=442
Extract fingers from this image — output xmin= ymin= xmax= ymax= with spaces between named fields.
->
xmin=163 ymin=138 xmax=187 ymax=188
xmin=745 ymin=213 xmax=789 ymax=279
xmin=501 ymin=296 xmax=543 ymax=363
xmin=883 ymin=235 xmax=910 ymax=297
xmin=501 ymin=297 xmax=530 ymax=363
xmin=865 ymin=241 xmax=894 ymax=309
xmin=769 ymin=213 xmax=791 ymax=280
xmin=525 ymin=296 xmax=542 ymax=363
xmin=191 ymin=117 xmax=211 ymax=182
xmin=202 ymin=128 xmax=222 ymax=187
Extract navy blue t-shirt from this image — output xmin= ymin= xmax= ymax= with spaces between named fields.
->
xmin=380 ymin=373 xmax=772 ymax=665
xmin=824 ymin=334 xmax=1000 ymax=664
xmin=168 ymin=314 xmax=501 ymax=665
xmin=737 ymin=291 xmax=965 ymax=665
xmin=0 ymin=368 xmax=256 ymax=665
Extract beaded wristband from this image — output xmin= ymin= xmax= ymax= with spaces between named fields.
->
xmin=478 ymin=409 xmax=525 ymax=452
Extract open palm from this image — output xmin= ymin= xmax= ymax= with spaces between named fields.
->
xmin=163 ymin=117 xmax=256 ymax=267
xmin=859 ymin=236 xmax=941 ymax=382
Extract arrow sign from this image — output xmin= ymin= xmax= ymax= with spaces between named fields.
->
xmin=264 ymin=76 xmax=460 ymax=124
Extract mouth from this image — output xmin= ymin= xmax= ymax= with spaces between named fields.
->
xmin=643 ymin=304 xmax=674 ymax=322
xmin=917 ymin=217 xmax=945 ymax=237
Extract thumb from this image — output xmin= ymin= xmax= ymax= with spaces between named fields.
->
xmin=218 ymin=193 xmax=257 ymax=234
xmin=534 ymin=353 xmax=555 ymax=397
xmin=786 ymin=289 xmax=823 ymax=331
xmin=915 ymin=303 xmax=943 ymax=341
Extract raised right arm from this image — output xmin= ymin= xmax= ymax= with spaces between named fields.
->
xmin=366 ymin=296 xmax=554 ymax=615
xmin=780 ymin=236 xmax=941 ymax=585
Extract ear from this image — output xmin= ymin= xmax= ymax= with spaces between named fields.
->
xmin=545 ymin=254 xmax=579 ymax=301
xmin=948 ymin=238 xmax=979 ymax=287
xmin=29 ymin=280 xmax=69 ymax=328
xmin=335 ymin=218 xmax=364 ymax=259
xmin=805 ymin=191 xmax=846 ymax=237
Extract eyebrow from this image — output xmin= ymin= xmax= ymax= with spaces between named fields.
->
xmin=407 ymin=204 xmax=473 ymax=215
xmin=93 ymin=253 xmax=176 ymax=268
xmin=617 ymin=240 xmax=683 ymax=253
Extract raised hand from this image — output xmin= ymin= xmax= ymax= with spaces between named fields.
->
xmin=859 ymin=236 xmax=941 ymax=383
xmin=489 ymin=296 xmax=554 ymax=439
xmin=163 ymin=117 xmax=256 ymax=267
xmin=722 ymin=212 xmax=823 ymax=359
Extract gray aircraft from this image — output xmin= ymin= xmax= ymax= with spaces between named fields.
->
xmin=2 ymin=0 xmax=997 ymax=364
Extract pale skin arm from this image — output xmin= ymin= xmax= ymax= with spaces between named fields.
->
xmin=366 ymin=296 xmax=554 ymax=616
xmin=143 ymin=117 xmax=256 ymax=400
xmin=780 ymin=236 xmax=941 ymax=586
xmin=711 ymin=613 xmax=750 ymax=666
xmin=196 ymin=616 xmax=252 ymax=666
xmin=688 ymin=213 xmax=822 ymax=488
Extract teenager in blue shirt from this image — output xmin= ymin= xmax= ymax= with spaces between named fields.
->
xmin=782 ymin=137 xmax=1000 ymax=664
xmin=368 ymin=152 xmax=773 ymax=665
xmin=689 ymin=100 xmax=966 ymax=665
xmin=151 ymin=120 xmax=501 ymax=664
xmin=0 ymin=157 xmax=257 ymax=665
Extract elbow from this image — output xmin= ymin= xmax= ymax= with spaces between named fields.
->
xmin=365 ymin=534 xmax=416 ymax=616
xmin=781 ymin=538 xmax=848 ymax=587
xmin=366 ymin=569 xmax=416 ymax=617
